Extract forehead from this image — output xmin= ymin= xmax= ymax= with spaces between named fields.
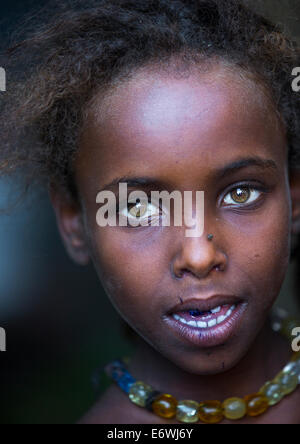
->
xmin=78 ymin=65 xmax=286 ymax=186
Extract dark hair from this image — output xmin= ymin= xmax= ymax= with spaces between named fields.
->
xmin=0 ymin=0 xmax=299 ymax=201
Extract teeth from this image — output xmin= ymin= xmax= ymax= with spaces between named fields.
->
xmin=225 ymin=305 xmax=235 ymax=318
xmin=208 ymin=319 xmax=217 ymax=327
xmin=173 ymin=305 xmax=236 ymax=329
xmin=187 ymin=320 xmax=198 ymax=327
xmin=196 ymin=320 xmax=207 ymax=328
xmin=211 ymin=306 xmax=221 ymax=314
xmin=217 ymin=315 xmax=226 ymax=324
xmin=201 ymin=313 xmax=212 ymax=320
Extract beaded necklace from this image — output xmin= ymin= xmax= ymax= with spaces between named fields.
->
xmin=104 ymin=310 xmax=300 ymax=424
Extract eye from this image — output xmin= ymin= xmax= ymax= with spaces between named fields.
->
xmin=223 ymin=186 xmax=262 ymax=206
xmin=120 ymin=199 xmax=160 ymax=223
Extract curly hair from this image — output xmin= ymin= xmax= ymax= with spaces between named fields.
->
xmin=0 ymin=0 xmax=299 ymax=201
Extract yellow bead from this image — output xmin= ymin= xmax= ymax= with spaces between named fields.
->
xmin=274 ymin=371 xmax=298 ymax=395
xmin=152 ymin=394 xmax=177 ymax=419
xmin=244 ymin=394 xmax=269 ymax=417
xmin=259 ymin=382 xmax=284 ymax=406
xmin=198 ymin=401 xmax=224 ymax=424
xmin=176 ymin=400 xmax=199 ymax=423
xmin=222 ymin=397 xmax=247 ymax=420
xmin=129 ymin=381 xmax=153 ymax=407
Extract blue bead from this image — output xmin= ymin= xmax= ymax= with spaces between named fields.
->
xmin=105 ymin=359 xmax=136 ymax=394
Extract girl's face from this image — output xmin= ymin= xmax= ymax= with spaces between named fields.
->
xmin=64 ymin=65 xmax=293 ymax=374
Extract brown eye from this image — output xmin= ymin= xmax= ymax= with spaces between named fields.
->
xmin=128 ymin=202 xmax=147 ymax=218
xmin=118 ymin=199 xmax=163 ymax=228
xmin=231 ymin=187 xmax=250 ymax=203
xmin=223 ymin=186 xmax=261 ymax=206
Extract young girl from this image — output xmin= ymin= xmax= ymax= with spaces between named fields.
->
xmin=1 ymin=0 xmax=300 ymax=424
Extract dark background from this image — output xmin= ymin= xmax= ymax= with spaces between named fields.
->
xmin=0 ymin=0 xmax=299 ymax=424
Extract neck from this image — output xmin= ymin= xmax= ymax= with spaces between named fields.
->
xmin=128 ymin=318 xmax=290 ymax=401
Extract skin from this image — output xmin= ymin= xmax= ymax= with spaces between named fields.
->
xmin=50 ymin=63 xmax=300 ymax=424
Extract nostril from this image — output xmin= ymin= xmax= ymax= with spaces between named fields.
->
xmin=176 ymin=269 xmax=194 ymax=279
xmin=176 ymin=265 xmax=222 ymax=279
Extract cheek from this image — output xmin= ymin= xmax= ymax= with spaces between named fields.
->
xmin=228 ymin=197 xmax=291 ymax=304
xmin=91 ymin=227 xmax=168 ymax=316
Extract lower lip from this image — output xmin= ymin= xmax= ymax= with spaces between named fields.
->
xmin=163 ymin=302 xmax=248 ymax=348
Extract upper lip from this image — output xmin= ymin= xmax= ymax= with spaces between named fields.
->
xmin=167 ymin=294 xmax=243 ymax=315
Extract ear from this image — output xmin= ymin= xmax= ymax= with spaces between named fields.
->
xmin=289 ymin=168 xmax=300 ymax=235
xmin=49 ymin=185 xmax=90 ymax=266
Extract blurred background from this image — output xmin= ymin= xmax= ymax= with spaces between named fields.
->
xmin=0 ymin=0 xmax=299 ymax=424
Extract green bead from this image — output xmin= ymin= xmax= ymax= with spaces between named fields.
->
xmin=274 ymin=372 xmax=299 ymax=395
xmin=176 ymin=400 xmax=199 ymax=423
xmin=283 ymin=361 xmax=300 ymax=380
xmin=222 ymin=397 xmax=247 ymax=420
xmin=259 ymin=382 xmax=284 ymax=406
xmin=129 ymin=381 xmax=153 ymax=407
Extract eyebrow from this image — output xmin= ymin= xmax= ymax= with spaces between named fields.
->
xmin=99 ymin=157 xmax=278 ymax=191
xmin=216 ymin=156 xmax=278 ymax=179
xmin=99 ymin=176 xmax=169 ymax=192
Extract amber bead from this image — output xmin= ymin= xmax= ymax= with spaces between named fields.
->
xmin=152 ymin=394 xmax=177 ymax=419
xmin=145 ymin=390 xmax=163 ymax=411
xmin=198 ymin=401 xmax=224 ymax=424
xmin=176 ymin=400 xmax=199 ymax=423
xmin=129 ymin=381 xmax=153 ymax=407
xmin=222 ymin=397 xmax=247 ymax=420
xmin=244 ymin=394 xmax=269 ymax=417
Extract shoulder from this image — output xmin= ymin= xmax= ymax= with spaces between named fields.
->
xmin=78 ymin=385 xmax=128 ymax=424
xmin=78 ymin=384 xmax=149 ymax=424
xmin=78 ymin=384 xmax=171 ymax=424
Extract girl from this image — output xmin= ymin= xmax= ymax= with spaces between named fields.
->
xmin=1 ymin=0 xmax=300 ymax=424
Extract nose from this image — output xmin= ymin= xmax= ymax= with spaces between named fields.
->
xmin=172 ymin=231 xmax=228 ymax=280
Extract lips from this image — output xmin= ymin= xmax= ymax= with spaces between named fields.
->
xmin=167 ymin=294 xmax=242 ymax=315
xmin=163 ymin=295 xmax=248 ymax=348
